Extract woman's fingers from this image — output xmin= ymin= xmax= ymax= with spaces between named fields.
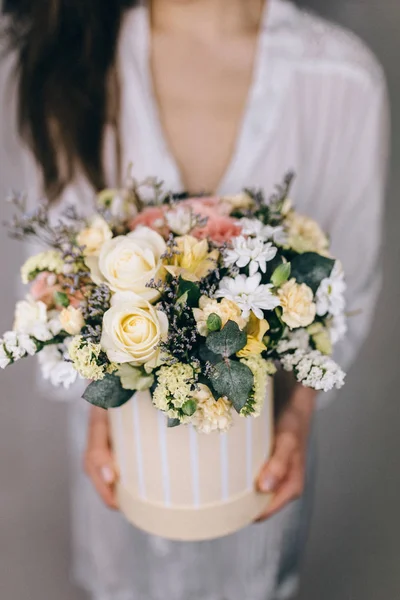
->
xmin=256 ymin=454 xmax=305 ymax=521
xmin=84 ymin=406 xmax=119 ymax=510
xmin=257 ymin=431 xmax=297 ymax=493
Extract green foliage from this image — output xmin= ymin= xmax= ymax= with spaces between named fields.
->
xmin=167 ymin=418 xmax=181 ymax=428
xmin=82 ymin=374 xmax=133 ymax=409
xmin=177 ymin=277 xmax=201 ymax=306
xmin=206 ymin=320 xmax=246 ymax=358
xmin=271 ymin=262 xmax=291 ymax=287
xmin=210 ymin=360 xmax=254 ymax=413
xmin=291 ymin=252 xmax=335 ymax=293
xmin=54 ymin=291 xmax=70 ymax=308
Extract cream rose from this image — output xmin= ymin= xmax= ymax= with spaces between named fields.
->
xmin=77 ymin=216 xmax=113 ymax=257
xmin=278 ymin=279 xmax=316 ymax=329
xmin=59 ymin=306 xmax=84 ymax=335
xmin=88 ymin=226 xmax=166 ymax=301
xmin=101 ymin=292 xmax=168 ymax=370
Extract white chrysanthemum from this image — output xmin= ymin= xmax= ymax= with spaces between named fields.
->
xmin=281 ymin=349 xmax=345 ymax=392
xmin=165 ymin=206 xmax=195 ymax=235
xmin=192 ymin=384 xmax=232 ymax=434
xmin=316 ymin=261 xmax=346 ymax=317
xmin=216 ymin=273 xmax=280 ymax=319
xmin=223 ymin=236 xmax=277 ymax=276
xmin=240 ymin=218 xmax=288 ymax=245
xmin=39 ymin=345 xmax=78 ymax=389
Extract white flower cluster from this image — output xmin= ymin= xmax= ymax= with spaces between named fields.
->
xmin=315 ymin=261 xmax=347 ymax=344
xmin=276 ymin=329 xmax=310 ymax=354
xmin=281 ymin=349 xmax=345 ymax=392
xmin=0 ymin=331 xmax=37 ymax=368
xmin=38 ymin=344 xmax=78 ymax=389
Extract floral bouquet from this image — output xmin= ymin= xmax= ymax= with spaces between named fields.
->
xmin=2 ymin=173 xmax=346 ymax=539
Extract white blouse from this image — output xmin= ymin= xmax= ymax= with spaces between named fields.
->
xmin=0 ymin=1 xmax=390 ymax=599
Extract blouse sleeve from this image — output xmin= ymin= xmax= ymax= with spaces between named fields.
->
xmin=314 ymin=69 xmax=391 ymax=405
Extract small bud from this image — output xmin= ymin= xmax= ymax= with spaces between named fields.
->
xmin=207 ymin=313 xmax=222 ymax=332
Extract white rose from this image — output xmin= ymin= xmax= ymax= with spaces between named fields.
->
xmin=59 ymin=306 xmax=84 ymax=335
xmin=77 ymin=216 xmax=112 ymax=257
xmin=88 ymin=226 xmax=166 ymax=302
xmin=101 ymin=291 xmax=169 ymax=370
xmin=13 ymin=296 xmax=52 ymax=341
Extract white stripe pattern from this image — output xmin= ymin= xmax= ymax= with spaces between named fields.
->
xmin=132 ymin=394 xmax=146 ymax=499
xmin=189 ymin=426 xmax=200 ymax=507
xmin=157 ymin=411 xmax=171 ymax=506
xmin=219 ymin=433 xmax=229 ymax=501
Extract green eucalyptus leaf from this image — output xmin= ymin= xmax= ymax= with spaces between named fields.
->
xmin=182 ymin=399 xmax=197 ymax=416
xmin=54 ymin=291 xmax=70 ymax=308
xmin=210 ymin=359 xmax=254 ymax=413
xmin=198 ymin=344 xmax=223 ymax=365
xmin=207 ymin=313 xmax=222 ymax=332
xmin=82 ymin=374 xmax=133 ymax=409
xmin=206 ymin=320 xmax=247 ymax=358
xmin=167 ymin=418 xmax=181 ymax=428
xmin=177 ymin=278 xmax=201 ymax=306
xmin=271 ymin=262 xmax=291 ymax=287
xmin=291 ymin=252 xmax=335 ymax=293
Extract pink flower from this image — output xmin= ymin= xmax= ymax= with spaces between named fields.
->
xmin=192 ymin=215 xmax=242 ymax=245
xmin=128 ymin=206 xmax=169 ymax=237
xmin=181 ymin=196 xmax=231 ymax=219
xmin=31 ymin=272 xmax=83 ymax=309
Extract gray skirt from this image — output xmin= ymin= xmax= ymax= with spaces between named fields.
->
xmin=68 ymin=400 xmax=316 ymax=600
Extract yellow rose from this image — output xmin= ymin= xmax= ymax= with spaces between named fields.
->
xmin=278 ymin=279 xmax=316 ymax=329
xmin=164 ymin=235 xmax=219 ymax=282
xmin=77 ymin=216 xmax=113 ymax=257
xmin=286 ymin=212 xmax=329 ymax=254
xmin=87 ymin=226 xmax=166 ymax=302
xmin=193 ymin=296 xmax=248 ymax=336
xmin=101 ymin=291 xmax=168 ymax=371
xmin=237 ymin=313 xmax=270 ymax=357
xmin=60 ymin=306 xmax=84 ymax=335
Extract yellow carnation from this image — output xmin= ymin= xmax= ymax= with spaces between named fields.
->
xmin=164 ymin=235 xmax=219 ymax=282
xmin=77 ymin=216 xmax=112 ymax=257
xmin=192 ymin=384 xmax=232 ymax=434
xmin=237 ymin=313 xmax=269 ymax=357
xmin=286 ymin=212 xmax=329 ymax=254
xmin=193 ymin=296 xmax=248 ymax=336
xmin=278 ymin=279 xmax=316 ymax=329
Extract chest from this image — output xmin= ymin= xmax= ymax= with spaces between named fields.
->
xmin=150 ymin=33 xmax=259 ymax=193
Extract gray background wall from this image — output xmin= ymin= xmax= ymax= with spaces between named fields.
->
xmin=0 ymin=1 xmax=399 ymax=599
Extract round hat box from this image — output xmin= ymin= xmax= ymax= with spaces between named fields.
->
xmin=109 ymin=379 xmax=273 ymax=541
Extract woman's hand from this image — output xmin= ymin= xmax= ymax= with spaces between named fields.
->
xmin=256 ymin=384 xmax=316 ymax=521
xmin=84 ymin=406 xmax=119 ymax=510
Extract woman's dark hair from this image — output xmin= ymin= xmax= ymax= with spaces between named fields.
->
xmin=6 ymin=1 xmax=136 ymax=200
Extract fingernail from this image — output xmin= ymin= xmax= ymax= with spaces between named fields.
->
xmin=260 ymin=474 xmax=277 ymax=493
xmin=101 ymin=466 xmax=114 ymax=484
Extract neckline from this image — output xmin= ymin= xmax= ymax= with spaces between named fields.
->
xmin=138 ymin=0 xmax=280 ymax=195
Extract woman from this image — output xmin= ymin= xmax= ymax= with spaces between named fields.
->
xmin=2 ymin=1 xmax=388 ymax=599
